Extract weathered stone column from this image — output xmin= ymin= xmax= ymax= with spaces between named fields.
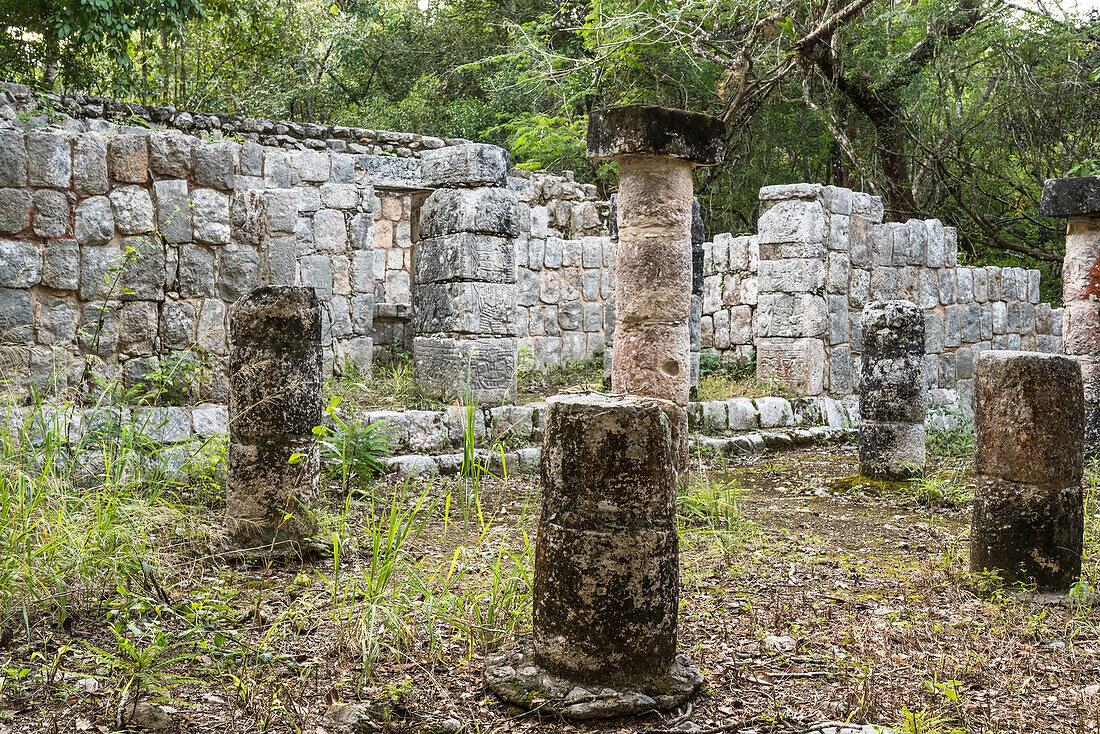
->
xmin=587 ymin=106 xmax=725 ymax=467
xmin=413 ymin=143 xmax=518 ymax=403
xmin=226 ymin=286 xmax=322 ymax=554
xmin=971 ymin=350 xmax=1084 ymax=591
xmin=689 ymin=199 xmax=705 ymax=393
xmin=859 ymin=300 xmax=926 ymax=479
xmin=1041 ymin=177 xmax=1100 ymax=456
xmin=485 ymin=394 xmax=701 ymax=718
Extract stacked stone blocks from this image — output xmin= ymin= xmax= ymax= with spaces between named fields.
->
xmin=858 ymin=300 xmax=927 ymax=479
xmin=512 ymin=169 xmax=611 ymax=368
xmin=971 ymin=350 xmax=1084 ymax=591
xmin=412 ymin=144 xmax=519 ymax=402
xmin=485 ymin=394 xmax=701 ymax=718
xmin=226 ymin=286 xmax=322 ymax=553
xmin=1040 ymin=176 xmax=1100 ymax=455
xmin=743 ymin=183 xmax=1061 ymax=400
xmin=0 ymin=118 xmax=378 ymax=396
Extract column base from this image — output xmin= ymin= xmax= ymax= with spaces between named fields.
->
xmin=484 ymin=639 xmax=701 ymax=720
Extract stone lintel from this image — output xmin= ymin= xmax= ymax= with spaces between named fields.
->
xmin=1040 ymin=176 xmax=1100 ymax=218
xmin=586 ymin=105 xmax=726 ymax=165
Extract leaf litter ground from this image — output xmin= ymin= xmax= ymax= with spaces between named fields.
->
xmin=4 ymin=444 xmax=1100 ymax=733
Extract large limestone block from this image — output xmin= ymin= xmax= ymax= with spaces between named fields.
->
xmin=228 ymin=287 xmax=323 ymax=442
xmin=1041 ymin=176 xmax=1100 ymax=218
xmin=755 ymin=337 xmax=826 ymax=396
xmin=757 ymin=257 xmax=825 ymax=294
xmin=754 ymin=293 xmax=828 ymax=338
xmin=412 ymin=335 xmax=516 ymax=402
xmin=586 ymin=105 xmax=726 ymax=164
xmin=419 ymin=187 xmax=521 ymax=238
xmin=757 ymin=200 xmax=826 ymax=251
xmin=413 ymin=281 xmax=517 ymax=336
xmin=859 ymin=420 xmax=926 ymax=479
xmin=974 ymin=350 xmax=1083 ymax=488
xmin=612 ymin=323 xmax=690 ymax=404
xmin=415 ymin=233 xmax=516 ymax=284
xmin=421 ymin=143 xmax=510 ymax=188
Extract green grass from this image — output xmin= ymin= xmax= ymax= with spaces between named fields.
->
xmin=325 ymin=354 xmax=447 ymax=411
xmin=515 ymin=352 xmax=606 ymax=402
xmin=694 ymin=350 xmax=795 ymax=401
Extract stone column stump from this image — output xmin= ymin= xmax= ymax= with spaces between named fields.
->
xmin=587 ymin=105 xmax=726 ymax=468
xmin=971 ymin=350 xmax=1084 ymax=591
xmin=226 ymin=286 xmax=322 ymax=554
xmin=413 ymin=143 xmax=519 ymax=403
xmin=485 ymin=394 xmax=701 ymax=719
xmin=859 ymin=300 xmax=927 ymax=479
xmin=1041 ymin=176 xmax=1100 ymax=456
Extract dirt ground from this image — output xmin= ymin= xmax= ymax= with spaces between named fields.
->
xmin=4 ymin=444 xmax=1100 ymax=734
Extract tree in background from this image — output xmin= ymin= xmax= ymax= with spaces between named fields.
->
xmin=2 ymin=0 xmax=1099 ymax=297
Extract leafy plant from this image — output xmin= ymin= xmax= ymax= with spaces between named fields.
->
xmin=139 ymin=350 xmax=213 ymax=406
xmin=314 ymin=397 xmax=393 ymax=491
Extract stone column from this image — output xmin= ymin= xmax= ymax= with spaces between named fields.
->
xmin=586 ymin=106 xmax=725 ymax=467
xmin=971 ymin=350 xmax=1084 ymax=591
xmin=413 ymin=144 xmax=518 ymax=403
xmin=485 ymin=394 xmax=701 ymax=719
xmin=859 ymin=300 xmax=927 ymax=479
xmin=226 ymin=286 xmax=322 ymax=554
xmin=754 ymin=185 xmax=829 ymax=395
xmin=689 ymin=199 xmax=705 ymax=394
xmin=1041 ymin=177 xmax=1100 ymax=456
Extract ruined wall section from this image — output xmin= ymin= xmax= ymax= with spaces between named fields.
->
xmin=749 ymin=184 xmax=1063 ymax=403
xmin=510 ymin=170 xmax=614 ymax=368
xmin=699 ymin=233 xmax=757 ymax=361
xmin=0 ymin=118 xmax=381 ymax=398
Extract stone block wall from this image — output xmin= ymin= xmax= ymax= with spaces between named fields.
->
xmin=0 ymin=117 xmax=387 ymax=397
xmin=0 ymin=83 xmax=1061 ymax=406
xmin=511 ymin=170 xmax=614 ymax=368
xmin=699 ymin=233 xmax=758 ymax=360
xmin=749 ymin=184 xmax=1063 ymax=402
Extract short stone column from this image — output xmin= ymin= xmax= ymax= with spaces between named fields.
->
xmin=859 ymin=300 xmax=927 ymax=479
xmin=1041 ymin=177 xmax=1100 ymax=455
xmin=413 ymin=143 xmax=518 ymax=403
xmin=226 ymin=286 xmax=322 ymax=554
xmin=971 ymin=350 xmax=1084 ymax=591
xmin=587 ymin=106 xmax=725 ymax=467
xmin=485 ymin=394 xmax=701 ymax=719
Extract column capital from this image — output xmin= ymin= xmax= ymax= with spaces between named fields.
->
xmin=1041 ymin=176 xmax=1100 ymax=218
xmin=586 ymin=105 xmax=726 ymax=166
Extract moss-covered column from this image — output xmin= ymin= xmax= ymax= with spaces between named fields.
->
xmin=971 ymin=350 xmax=1084 ymax=591
xmin=226 ymin=286 xmax=322 ymax=555
xmin=859 ymin=300 xmax=927 ymax=479
xmin=484 ymin=394 xmax=701 ymax=719
xmin=1041 ymin=177 xmax=1100 ymax=456
xmin=586 ymin=105 xmax=725 ymax=469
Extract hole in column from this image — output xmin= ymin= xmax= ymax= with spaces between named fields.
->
xmin=661 ymin=359 xmax=680 ymax=377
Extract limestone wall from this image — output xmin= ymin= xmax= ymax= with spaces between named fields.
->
xmin=748 ymin=184 xmax=1063 ymax=402
xmin=0 ymin=115 xmax=393 ymax=398
xmin=512 ymin=169 xmax=613 ymax=368
xmin=0 ymin=83 xmax=1061 ymax=405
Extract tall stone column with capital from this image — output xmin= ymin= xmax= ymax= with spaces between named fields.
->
xmin=586 ymin=106 xmax=725 ymax=467
xmin=1041 ymin=176 xmax=1100 ymax=456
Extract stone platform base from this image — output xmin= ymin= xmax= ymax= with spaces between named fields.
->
xmin=484 ymin=641 xmax=701 ymax=719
